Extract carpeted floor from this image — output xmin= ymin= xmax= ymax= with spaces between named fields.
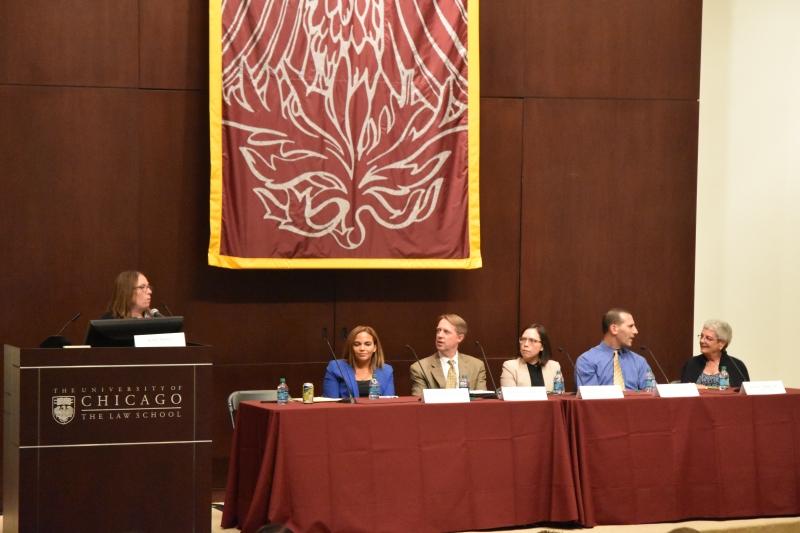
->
xmin=457 ymin=515 xmax=800 ymax=533
xmin=209 ymin=512 xmax=800 ymax=533
xmin=3 ymin=508 xmax=797 ymax=532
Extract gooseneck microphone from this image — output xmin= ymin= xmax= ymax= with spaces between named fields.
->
xmin=557 ymin=347 xmax=576 ymax=371
xmin=474 ymin=340 xmax=499 ymax=395
xmin=721 ymin=349 xmax=747 ymax=384
xmin=640 ymin=346 xmax=670 ymax=384
xmin=40 ymin=312 xmax=81 ymax=348
xmin=322 ymin=328 xmax=356 ymax=403
xmin=57 ymin=312 xmax=81 ymax=335
xmin=405 ymin=344 xmax=432 ymax=390
xmin=147 ymin=308 xmax=164 ymax=318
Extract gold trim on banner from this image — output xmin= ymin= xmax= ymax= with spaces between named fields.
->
xmin=208 ymin=0 xmax=223 ymax=261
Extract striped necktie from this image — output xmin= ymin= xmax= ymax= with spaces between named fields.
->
xmin=613 ymin=350 xmax=625 ymax=389
xmin=446 ymin=359 xmax=457 ymax=388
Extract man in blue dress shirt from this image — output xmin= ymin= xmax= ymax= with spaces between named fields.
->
xmin=575 ymin=308 xmax=653 ymax=390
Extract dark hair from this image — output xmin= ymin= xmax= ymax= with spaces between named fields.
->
xmin=107 ymin=270 xmax=144 ymax=319
xmin=342 ymin=326 xmax=386 ymax=369
xmin=602 ymin=308 xmax=631 ymax=334
xmin=521 ymin=323 xmax=552 ymax=364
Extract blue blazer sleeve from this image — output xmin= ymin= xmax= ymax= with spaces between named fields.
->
xmin=323 ymin=360 xmax=356 ymax=398
xmin=378 ymin=364 xmax=395 ymax=395
xmin=322 ymin=360 xmax=341 ymax=397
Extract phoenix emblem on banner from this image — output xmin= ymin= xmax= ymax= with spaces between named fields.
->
xmin=221 ymin=0 xmax=469 ymax=250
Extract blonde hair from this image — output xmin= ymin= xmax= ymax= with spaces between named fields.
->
xmin=437 ymin=313 xmax=468 ymax=336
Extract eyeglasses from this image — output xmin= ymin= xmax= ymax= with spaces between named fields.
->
xmin=697 ymin=334 xmax=718 ymax=342
xmin=519 ymin=337 xmax=542 ymax=345
xmin=134 ymin=284 xmax=154 ymax=292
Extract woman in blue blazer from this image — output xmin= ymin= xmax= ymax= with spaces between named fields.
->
xmin=323 ymin=326 xmax=395 ymax=398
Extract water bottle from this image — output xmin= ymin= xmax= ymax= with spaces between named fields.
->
xmin=459 ymin=374 xmax=469 ymax=389
xmin=644 ymin=369 xmax=656 ymax=392
xmin=552 ymin=370 xmax=565 ymax=395
xmin=368 ymin=376 xmax=380 ymax=399
xmin=719 ymin=366 xmax=730 ymax=390
xmin=277 ymin=377 xmax=289 ymax=404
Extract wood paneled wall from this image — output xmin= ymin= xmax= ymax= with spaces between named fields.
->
xmin=0 ymin=0 xmax=702 ymax=491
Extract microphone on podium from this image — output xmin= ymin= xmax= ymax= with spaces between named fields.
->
xmin=40 ymin=312 xmax=81 ymax=348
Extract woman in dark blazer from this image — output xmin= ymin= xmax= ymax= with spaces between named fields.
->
xmin=323 ymin=325 xmax=395 ymax=398
xmin=681 ymin=319 xmax=749 ymax=388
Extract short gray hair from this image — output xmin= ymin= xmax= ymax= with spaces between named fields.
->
xmin=702 ymin=319 xmax=733 ymax=348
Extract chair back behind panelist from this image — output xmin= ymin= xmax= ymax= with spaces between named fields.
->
xmin=227 ymin=390 xmax=277 ymax=428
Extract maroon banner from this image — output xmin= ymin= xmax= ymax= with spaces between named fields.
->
xmin=209 ymin=0 xmax=481 ymax=269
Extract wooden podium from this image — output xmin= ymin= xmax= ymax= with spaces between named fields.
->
xmin=3 ymin=345 xmax=212 ymax=533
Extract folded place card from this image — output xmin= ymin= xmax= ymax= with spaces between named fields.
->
xmin=501 ymin=386 xmax=548 ymax=401
xmin=740 ymin=381 xmax=786 ymax=395
xmin=578 ymin=385 xmax=624 ymax=400
xmin=422 ymin=388 xmax=471 ymax=404
xmin=655 ymin=383 xmax=700 ymax=397
xmin=134 ymin=332 xmax=187 ymax=348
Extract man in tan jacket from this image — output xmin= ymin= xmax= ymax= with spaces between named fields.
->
xmin=410 ymin=313 xmax=487 ymax=396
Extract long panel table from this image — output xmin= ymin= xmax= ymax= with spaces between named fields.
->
xmin=221 ymin=397 xmax=579 ymax=533
xmin=223 ymin=390 xmax=800 ymax=532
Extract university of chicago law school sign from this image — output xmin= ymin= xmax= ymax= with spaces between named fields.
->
xmin=51 ymin=384 xmax=185 ymax=425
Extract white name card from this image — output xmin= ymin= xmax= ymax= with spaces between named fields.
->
xmin=740 ymin=381 xmax=786 ymax=395
xmin=501 ymin=386 xmax=548 ymax=401
xmin=655 ymin=383 xmax=700 ymax=398
xmin=422 ymin=388 xmax=471 ymax=404
xmin=578 ymin=385 xmax=624 ymax=400
xmin=134 ymin=332 xmax=186 ymax=348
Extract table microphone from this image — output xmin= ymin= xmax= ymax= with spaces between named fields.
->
xmin=474 ymin=340 xmax=499 ymax=396
xmin=147 ymin=308 xmax=164 ymax=318
xmin=405 ymin=344 xmax=432 ymax=389
xmin=640 ymin=346 xmax=670 ymax=384
xmin=557 ymin=347 xmax=575 ymax=371
xmin=322 ymin=329 xmax=356 ymax=403
xmin=721 ymin=350 xmax=748 ymax=384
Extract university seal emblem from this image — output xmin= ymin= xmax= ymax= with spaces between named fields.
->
xmin=52 ymin=395 xmax=76 ymax=425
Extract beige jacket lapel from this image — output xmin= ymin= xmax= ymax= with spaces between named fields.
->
xmin=516 ymin=358 xmax=560 ymax=391
xmin=429 ymin=356 xmax=446 ymax=388
xmin=516 ymin=358 xmax=532 ymax=386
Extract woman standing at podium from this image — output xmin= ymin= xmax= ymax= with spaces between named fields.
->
xmin=323 ymin=325 xmax=395 ymax=398
xmin=102 ymin=270 xmax=154 ymax=319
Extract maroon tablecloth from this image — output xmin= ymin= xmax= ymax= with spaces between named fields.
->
xmin=221 ymin=397 xmax=579 ymax=533
xmin=567 ymin=389 xmax=800 ymax=525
